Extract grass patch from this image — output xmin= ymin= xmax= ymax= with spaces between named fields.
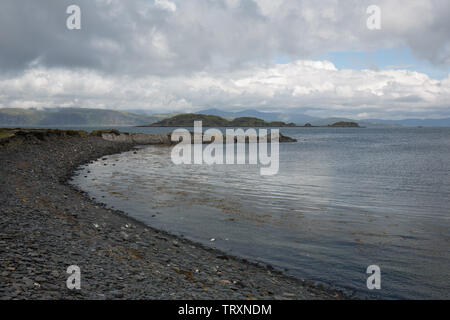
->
xmin=0 ymin=129 xmax=14 ymax=140
xmin=91 ymin=129 xmax=122 ymax=137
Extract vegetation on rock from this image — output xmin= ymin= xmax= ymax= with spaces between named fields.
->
xmin=328 ymin=121 xmax=360 ymax=127
xmin=143 ymin=113 xmax=298 ymax=127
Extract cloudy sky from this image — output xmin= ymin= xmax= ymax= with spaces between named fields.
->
xmin=0 ymin=0 xmax=449 ymax=119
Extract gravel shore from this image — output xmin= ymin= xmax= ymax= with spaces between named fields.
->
xmin=0 ymin=130 xmax=347 ymax=300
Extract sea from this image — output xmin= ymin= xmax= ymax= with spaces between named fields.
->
xmin=69 ymin=126 xmax=450 ymax=299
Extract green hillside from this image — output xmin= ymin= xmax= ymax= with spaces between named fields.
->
xmin=0 ymin=108 xmax=163 ymax=126
xmin=144 ymin=114 xmax=229 ymax=127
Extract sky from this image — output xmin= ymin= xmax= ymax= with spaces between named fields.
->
xmin=0 ymin=0 xmax=449 ymax=119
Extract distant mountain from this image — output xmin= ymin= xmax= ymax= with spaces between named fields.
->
xmin=197 ymin=108 xmax=398 ymax=127
xmin=309 ymin=117 xmax=355 ymax=126
xmin=364 ymin=118 xmax=450 ymax=127
xmin=195 ymin=108 xmax=239 ymax=119
xmin=197 ymin=108 xmax=450 ymax=127
xmin=197 ymin=108 xmax=319 ymax=124
xmin=145 ymin=114 xmax=229 ymax=127
xmin=197 ymin=108 xmax=399 ymax=128
xmin=122 ymin=109 xmax=178 ymax=118
xmin=0 ymin=108 xmax=163 ymax=126
xmin=141 ymin=113 xmax=297 ymax=127
xmin=3 ymin=107 xmax=447 ymax=128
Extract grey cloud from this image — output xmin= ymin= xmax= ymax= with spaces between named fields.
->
xmin=394 ymin=95 xmax=424 ymax=103
xmin=0 ymin=0 xmax=449 ymax=76
xmin=0 ymin=0 xmax=267 ymax=75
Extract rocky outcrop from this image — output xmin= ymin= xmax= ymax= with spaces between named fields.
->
xmin=100 ymin=131 xmax=297 ymax=144
xmin=278 ymin=133 xmax=297 ymax=142
xmin=0 ymin=129 xmax=297 ymax=147
xmin=98 ymin=131 xmax=172 ymax=145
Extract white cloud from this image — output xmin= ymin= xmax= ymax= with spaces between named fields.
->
xmin=154 ymin=0 xmax=177 ymax=12
xmin=1 ymin=61 xmax=448 ymax=119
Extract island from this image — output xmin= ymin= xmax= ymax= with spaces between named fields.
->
xmin=299 ymin=121 xmax=360 ymax=128
xmin=139 ymin=113 xmax=360 ymax=128
xmin=138 ymin=114 xmax=297 ymax=127
xmin=328 ymin=121 xmax=360 ymax=127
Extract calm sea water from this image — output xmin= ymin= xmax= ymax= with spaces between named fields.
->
xmin=71 ymin=127 xmax=450 ymax=299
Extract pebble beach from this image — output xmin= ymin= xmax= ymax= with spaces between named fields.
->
xmin=0 ymin=130 xmax=346 ymax=300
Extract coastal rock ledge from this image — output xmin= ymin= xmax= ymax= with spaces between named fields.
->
xmin=94 ymin=129 xmax=297 ymax=144
xmin=94 ymin=130 xmax=173 ymax=145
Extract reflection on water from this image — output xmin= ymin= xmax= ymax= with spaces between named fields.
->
xmin=71 ymin=127 xmax=450 ymax=299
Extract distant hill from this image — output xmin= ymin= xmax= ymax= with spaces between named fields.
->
xmin=0 ymin=108 xmax=163 ymax=126
xmin=197 ymin=108 xmax=319 ymax=124
xmin=363 ymin=118 xmax=450 ymax=127
xmin=196 ymin=108 xmax=398 ymax=128
xmin=141 ymin=113 xmax=297 ymax=127
xmin=3 ymin=107 xmax=447 ymax=128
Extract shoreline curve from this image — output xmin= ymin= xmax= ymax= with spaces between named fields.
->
xmin=0 ymin=129 xmax=352 ymax=300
